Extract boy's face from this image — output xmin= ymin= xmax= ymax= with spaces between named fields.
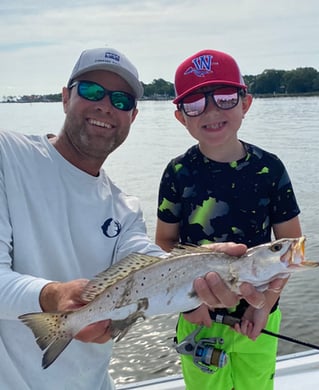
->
xmin=175 ymin=85 xmax=252 ymax=151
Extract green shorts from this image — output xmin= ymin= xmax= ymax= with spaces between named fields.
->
xmin=176 ymin=308 xmax=281 ymax=390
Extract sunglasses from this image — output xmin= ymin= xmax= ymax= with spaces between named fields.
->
xmin=178 ymin=87 xmax=246 ymax=117
xmin=69 ymin=80 xmax=136 ymax=111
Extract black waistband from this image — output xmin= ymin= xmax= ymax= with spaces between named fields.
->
xmin=183 ymin=298 xmax=279 ymax=318
xmin=213 ymin=298 xmax=279 ymax=319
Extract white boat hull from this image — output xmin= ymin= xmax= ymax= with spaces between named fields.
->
xmin=117 ymin=350 xmax=319 ymax=389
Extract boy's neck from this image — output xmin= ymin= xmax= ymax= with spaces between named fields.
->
xmin=198 ymin=140 xmax=246 ymax=163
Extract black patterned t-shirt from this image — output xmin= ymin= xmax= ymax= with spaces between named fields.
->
xmin=157 ymin=142 xmax=300 ymax=248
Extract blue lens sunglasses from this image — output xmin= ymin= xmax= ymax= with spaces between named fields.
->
xmin=69 ymin=80 xmax=136 ymax=111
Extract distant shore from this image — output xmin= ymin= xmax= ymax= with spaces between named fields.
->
xmin=1 ymin=91 xmax=319 ymax=104
xmin=252 ymin=92 xmax=319 ymax=98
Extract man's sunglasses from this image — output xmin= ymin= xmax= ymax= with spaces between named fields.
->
xmin=177 ymin=87 xmax=246 ymax=117
xmin=69 ymin=80 xmax=136 ymax=111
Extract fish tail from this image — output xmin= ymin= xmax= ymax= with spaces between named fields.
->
xmin=19 ymin=311 xmax=74 ymax=369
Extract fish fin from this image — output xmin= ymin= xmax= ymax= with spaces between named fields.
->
xmin=111 ymin=324 xmax=129 ymax=342
xmin=81 ymin=253 xmax=163 ymax=302
xmin=111 ymin=298 xmax=148 ymax=342
xmin=170 ymin=244 xmax=214 ymax=257
xmin=19 ymin=311 xmax=74 ymax=369
xmin=111 ymin=316 xmax=144 ymax=342
xmin=301 ymin=261 xmax=319 ymax=267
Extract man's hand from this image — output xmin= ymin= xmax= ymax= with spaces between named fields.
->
xmin=74 ymin=320 xmax=112 ymax=344
xmin=39 ymin=280 xmax=112 ymax=344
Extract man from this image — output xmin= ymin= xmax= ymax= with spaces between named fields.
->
xmin=0 ymin=47 xmax=269 ymax=389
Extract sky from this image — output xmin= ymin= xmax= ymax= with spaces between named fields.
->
xmin=1 ymin=0 xmax=318 ymax=97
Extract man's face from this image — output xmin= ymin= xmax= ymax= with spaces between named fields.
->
xmin=62 ymin=70 xmax=138 ymax=162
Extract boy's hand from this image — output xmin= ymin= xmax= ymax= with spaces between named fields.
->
xmin=185 ymin=242 xmax=285 ymax=327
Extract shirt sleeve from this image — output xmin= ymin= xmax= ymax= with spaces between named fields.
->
xmin=269 ymin=157 xmax=300 ymax=224
xmin=157 ymin=161 xmax=182 ymax=223
xmin=0 ymin=157 xmax=50 ymax=320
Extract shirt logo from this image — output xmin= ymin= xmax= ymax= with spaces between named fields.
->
xmin=101 ymin=218 xmax=122 ymax=238
xmin=184 ymin=55 xmax=217 ymax=77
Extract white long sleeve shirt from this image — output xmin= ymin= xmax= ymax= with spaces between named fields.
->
xmin=0 ymin=130 xmax=164 ymax=389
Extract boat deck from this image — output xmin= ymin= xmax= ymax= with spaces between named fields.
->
xmin=117 ymin=350 xmax=319 ymax=389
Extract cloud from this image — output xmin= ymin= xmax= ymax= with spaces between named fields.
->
xmin=0 ymin=0 xmax=318 ymax=96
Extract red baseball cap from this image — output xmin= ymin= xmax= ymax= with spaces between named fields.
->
xmin=173 ymin=49 xmax=247 ymax=104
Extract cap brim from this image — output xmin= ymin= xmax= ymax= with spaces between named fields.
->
xmin=173 ymin=80 xmax=247 ymax=104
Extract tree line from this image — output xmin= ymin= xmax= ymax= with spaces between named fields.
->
xmin=245 ymin=67 xmax=319 ymax=95
xmin=2 ymin=67 xmax=319 ymax=103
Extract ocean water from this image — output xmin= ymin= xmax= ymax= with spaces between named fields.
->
xmin=1 ymin=97 xmax=319 ymax=385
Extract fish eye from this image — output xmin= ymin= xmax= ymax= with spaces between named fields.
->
xmin=270 ymin=243 xmax=282 ymax=252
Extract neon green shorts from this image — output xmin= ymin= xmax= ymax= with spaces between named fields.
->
xmin=176 ymin=308 xmax=281 ymax=390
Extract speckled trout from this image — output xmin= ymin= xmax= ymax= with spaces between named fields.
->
xmin=19 ymin=236 xmax=317 ymax=369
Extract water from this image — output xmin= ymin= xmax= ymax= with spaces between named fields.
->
xmin=1 ymin=97 xmax=319 ymax=385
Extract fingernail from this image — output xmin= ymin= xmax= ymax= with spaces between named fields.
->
xmin=254 ymin=300 xmax=265 ymax=309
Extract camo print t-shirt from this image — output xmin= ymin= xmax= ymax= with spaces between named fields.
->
xmin=157 ymin=142 xmax=300 ymax=248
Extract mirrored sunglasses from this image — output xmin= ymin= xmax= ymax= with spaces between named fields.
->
xmin=69 ymin=80 xmax=136 ymax=111
xmin=178 ymin=87 xmax=245 ymax=117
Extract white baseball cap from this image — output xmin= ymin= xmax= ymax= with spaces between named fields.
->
xmin=67 ymin=48 xmax=144 ymax=98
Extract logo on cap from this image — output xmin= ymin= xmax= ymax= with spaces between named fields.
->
xmin=184 ymin=55 xmax=219 ymax=78
xmin=105 ymin=52 xmax=120 ymax=62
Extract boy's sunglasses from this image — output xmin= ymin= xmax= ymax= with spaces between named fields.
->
xmin=177 ymin=87 xmax=246 ymax=117
xmin=69 ymin=80 xmax=136 ymax=111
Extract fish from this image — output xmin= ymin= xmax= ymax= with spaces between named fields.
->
xmin=19 ymin=236 xmax=318 ymax=369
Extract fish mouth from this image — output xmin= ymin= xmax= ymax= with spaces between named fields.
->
xmin=283 ymin=236 xmax=319 ymax=268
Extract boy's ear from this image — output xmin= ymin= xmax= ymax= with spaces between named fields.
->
xmin=242 ymin=93 xmax=253 ymax=114
xmin=174 ymin=109 xmax=187 ymax=126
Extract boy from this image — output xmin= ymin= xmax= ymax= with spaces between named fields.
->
xmin=156 ymin=49 xmax=301 ymax=390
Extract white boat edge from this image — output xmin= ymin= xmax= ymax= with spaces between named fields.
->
xmin=117 ymin=349 xmax=319 ymax=389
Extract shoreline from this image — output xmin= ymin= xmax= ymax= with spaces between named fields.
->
xmin=2 ymin=92 xmax=319 ymax=104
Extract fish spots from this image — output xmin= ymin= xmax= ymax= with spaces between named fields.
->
xmin=82 ymin=252 xmax=165 ymax=300
xmin=161 ymin=268 xmax=171 ymax=277
xmin=188 ymin=290 xmax=197 ymax=298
